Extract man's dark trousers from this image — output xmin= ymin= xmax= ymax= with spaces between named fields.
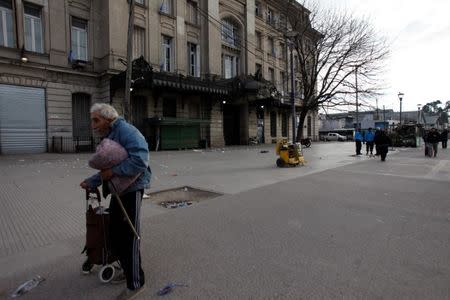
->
xmin=379 ymin=145 xmax=388 ymax=161
xmin=366 ymin=141 xmax=374 ymax=154
xmin=110 ymin=190 xmax=145 ymax=290
xmin=355 ymin=141 xmax=362 ymax=155
xmin=442 ymin=139 xmax=447 ymax=149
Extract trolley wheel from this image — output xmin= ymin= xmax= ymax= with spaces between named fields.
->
xmin=98 ymin=265 xmax=115 ymax=283
xmin=276 ymin=158 xmax=285 ymax=168
xmin=82 ymin=259 xmax=94 ymax=274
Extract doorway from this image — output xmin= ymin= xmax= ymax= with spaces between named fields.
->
xmin=223 ymin=104 xmax=241 ymax=145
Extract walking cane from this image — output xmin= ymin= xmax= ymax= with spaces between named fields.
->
xmin=108 ymin=181 xmax=141 ymax=241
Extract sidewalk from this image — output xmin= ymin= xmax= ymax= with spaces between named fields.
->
xmin=1 ymin=143 xmax=449 ymax=299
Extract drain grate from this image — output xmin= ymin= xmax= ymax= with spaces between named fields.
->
xmin=147 ymin=186 xmax=222 ymax=209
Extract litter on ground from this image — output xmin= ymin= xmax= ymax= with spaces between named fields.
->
xmin=11 ymin=276 xmax=45 ymax=298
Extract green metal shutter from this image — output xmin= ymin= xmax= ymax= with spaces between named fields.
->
xmin=161 ymin=126 xmax=200 ymax=150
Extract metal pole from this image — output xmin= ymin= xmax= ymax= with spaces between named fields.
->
xmin=124 ymin=0 xmax=135 ymax=122
xmin=290 ymin=42 xmax=296 ymax=142
xmin=383 ymin=105 xmax=386 ymax=129
xmin=355 ymin=66 xmax=359 ymax=129
xmin=376 ymin=99 xmax=379 ymax=120
xmin=399 ymin=99 xmax=402 ymax=125
xmin=417 ymin=106 xmax=420 ymax=124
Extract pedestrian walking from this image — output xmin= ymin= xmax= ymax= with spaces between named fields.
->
xmin=80 ymin=103 xmax=151 ymax=300
xmin=374 ymin=128 xmax=381 ymax=155
xmin=427 ymin=127 xmax=440 ymax=157
xmin=374 ymin=129 xmax=392 ymax=161
xmin=354 ymin=129 xmax=363 ymax=155
xmin=441 ymin=128 xmax=448 ymax=149
xmin=364 ymin=127 xmax=375 ymax=156
xmin=423 ymin=130 xmax=431 ymax=157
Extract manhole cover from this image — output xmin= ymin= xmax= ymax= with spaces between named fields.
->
xmin=147 ymin=186 xmax=222 ymax=209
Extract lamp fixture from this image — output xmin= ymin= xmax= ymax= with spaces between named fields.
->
xmin=20 ymin=47 xmax=28 ymax=63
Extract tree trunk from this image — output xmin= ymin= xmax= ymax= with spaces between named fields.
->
xmin=296 ymin=110 xmax=308 ymax=141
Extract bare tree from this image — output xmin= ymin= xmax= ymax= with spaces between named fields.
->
xmin=283 ymin=1 xmax=389 ymax=139
xmin=422 ymin=100 xmax=449 ymax=125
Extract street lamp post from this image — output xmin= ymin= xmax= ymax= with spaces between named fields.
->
xmin=398 ymin=92 xmax=404 ymax=125
xmin=289 ymin=42 xmax=296 ymax=142
xmin=417 ymin=104 xmax=421 ymax=124
xmin=355 ymin=66 xmax=359 ymax=129
xmin=285 ymin=31 xmax=298 ymax=142
xmin=285 ymin=31 xmax=298 ymax=143
xmin=124 ymin=0 xmax=135 ymax=122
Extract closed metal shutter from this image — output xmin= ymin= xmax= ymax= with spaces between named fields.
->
xmin=161 ymin=126 xmax=200 ymax=150
xmin=0 ymin=84 xmax=46 ymax=154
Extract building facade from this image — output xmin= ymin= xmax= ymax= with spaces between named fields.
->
xmin=0 ymin=0 xmax=319 ymax=154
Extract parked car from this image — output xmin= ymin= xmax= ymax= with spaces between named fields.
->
xmin=325 ymin=132 xmax=346 ymax=141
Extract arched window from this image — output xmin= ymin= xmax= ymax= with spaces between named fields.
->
xmin=72 ymin=93 xmax=91 ymax=137
xmin=221 ymin=17 xmax=242 ymax=79
xmin=221 ymin=18 xmax=240 ymax=47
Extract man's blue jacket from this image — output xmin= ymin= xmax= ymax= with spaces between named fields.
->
xmin=85 ymin=117 xmax=151 ymax=195
xmin=364 ymin=131 xmax=375 ymax=142
xmin=354 ymin=131 xmax=363 ymax=141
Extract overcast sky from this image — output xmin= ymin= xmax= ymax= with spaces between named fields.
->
xmin=311 ymin=0 xmax=450 ymax=112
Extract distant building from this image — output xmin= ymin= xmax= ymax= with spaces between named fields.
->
xmin=319 ymin=109 xmax=444 ymax=133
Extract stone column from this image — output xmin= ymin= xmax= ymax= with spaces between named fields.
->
xmin=240 ymin=103 xmax=249 ymax=144
xmin=210 ymin=100 xmax=224 ymax=147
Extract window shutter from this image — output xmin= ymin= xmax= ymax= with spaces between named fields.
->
xmin=196 ymin=44 xmax=200 ymax=77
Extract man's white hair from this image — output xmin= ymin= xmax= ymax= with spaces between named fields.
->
xmin=90 ymin=103 xmax=119 ymax=120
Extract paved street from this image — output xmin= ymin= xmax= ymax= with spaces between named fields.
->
xmin=1 ymin=142 xmax=449 ymax=299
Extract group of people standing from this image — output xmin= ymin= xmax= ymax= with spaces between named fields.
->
xmin=423 ymin=127 xmax=448 ymax=157
xmin=354 ymin=128 xmax=392 ymax=161
xmin=355 ymin=127 xmax=448 ymax=161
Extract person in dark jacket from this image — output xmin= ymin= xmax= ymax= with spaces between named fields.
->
xmin=423 ymin=130 xmax=431 ymax=157
xmin=374 ymin=128 xmax=381 ymax=155
xmin=427 ymin=127 xmax=441 ymax=157
xmin=441 ymin=128 xmax=448 ymax=149
xmin=374 ymin=129 xmax=392 ymax=161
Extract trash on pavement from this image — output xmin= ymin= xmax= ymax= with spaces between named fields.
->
xmin=157 ymin=283 xmax=189 ymax=296
xmin=11 ymin=275 xmax=45 ymax=298
xmin=160 ymin=201 xmax=193 ymax=209
xmin=260 ymin=150 xmax=269 ymax=153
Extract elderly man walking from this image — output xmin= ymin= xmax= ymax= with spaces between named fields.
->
xmin=80 ymin=103 xmax=151 ymax=300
